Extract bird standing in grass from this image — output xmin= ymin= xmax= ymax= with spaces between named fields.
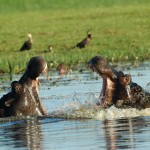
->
xmin=76 ymin=31 xmax=92 ymax=49
xmin=20 ymin=34 xmax=33 ymax=51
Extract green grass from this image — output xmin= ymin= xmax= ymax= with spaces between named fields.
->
xmin=0 ymin=0 xmax=150 ymax=73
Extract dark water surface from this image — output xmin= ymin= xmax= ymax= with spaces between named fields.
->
xmin=0 ymin=62 xmax=150 ymax=150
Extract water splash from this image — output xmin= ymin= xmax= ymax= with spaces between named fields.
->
xmin=96 ymin=106 xmax=150 ymax=120
xmin=50 ymin=101 xmax=150 ymax=120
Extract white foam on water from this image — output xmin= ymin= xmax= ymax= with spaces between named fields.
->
xmin=95 ymin=106 xmax=150 ymax=120
xmin=51 ymin=101 xmax=150 ymax=120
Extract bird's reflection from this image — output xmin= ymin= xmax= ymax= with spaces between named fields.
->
xmin=101 ymin=117 xmax=149 ymax=150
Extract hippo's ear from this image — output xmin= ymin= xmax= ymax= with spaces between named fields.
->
xmin=5 ymin=99 xmax=14 ymax=107
xmin=119 ymin=74 xmax=132 ymax=85
xmin=124 ymin=74 xmax=132 ymax=84
xmin=11 ymin=81 xmax=22 ymax=94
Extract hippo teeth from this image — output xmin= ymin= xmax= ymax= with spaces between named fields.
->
xmin=126 ymin=85 xmax=131 ymax=100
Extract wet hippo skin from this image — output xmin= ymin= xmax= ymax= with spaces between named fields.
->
xmin=88 ymin=56 xmax=150 ymax=109
xmin=0 ymin=56 xmax=48 ymax=117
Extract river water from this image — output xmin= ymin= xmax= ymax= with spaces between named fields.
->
xmin=0 ymin=62 xmax=150 ymax=150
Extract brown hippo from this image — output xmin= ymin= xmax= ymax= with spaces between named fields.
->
xmin=0 ymin=56 xmax=48 ymax=117
xmin=88 ymin=56 xmax=150 ymax=109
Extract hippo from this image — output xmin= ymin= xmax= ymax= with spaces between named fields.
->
xmin=0 ymin=56 xmax=48 ymax=117
xmin=88 ymin=56 xmax=150 ymax=109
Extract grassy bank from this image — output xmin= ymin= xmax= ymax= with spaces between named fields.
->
xmin=0 ymin=0 xmax=150 ymax=73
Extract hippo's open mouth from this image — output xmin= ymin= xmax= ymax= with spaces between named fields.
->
xmin=100 ymin=78 xmax=107 ymax=101
xmin=99 ymin=76 xmax=116 ymax=106
xmin=89 ymin=63 xmax=116 ymax=106
xmin=88 ymin=56 xmax=133 ymax=107
xmin=99 ymin=72 xmax=132 ymax=106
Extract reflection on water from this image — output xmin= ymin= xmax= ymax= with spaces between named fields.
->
xmin=101 ymin=116 xmax=150 ymax=150
xmin=0 ymin=119 xmax=42 ymax=150
xmin=0 ymin=117 xmax=65 ymax=150
xmin=0 ymin=62 xmax=150 ymax=150
xmin=0 ymin=116 xmax=150 ymax=150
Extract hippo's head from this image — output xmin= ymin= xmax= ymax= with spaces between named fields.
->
xmin=88 ymin=56 xmax=132 ymax=108
xmin=27 ymin=56 xmax=48 ymax=79
xmin=88 ymin=56 xmax=121 ymax=80
xmin=20 ymin=56 xmax=48 ymax=82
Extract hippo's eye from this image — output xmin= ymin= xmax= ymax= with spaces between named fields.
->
xmin=125 ymin=76 xmax=131 ymax=84
xmin=100 ymin=68 xmax=104 ymax=73
xmin=16 ymin=87 xmax=19 ymax=90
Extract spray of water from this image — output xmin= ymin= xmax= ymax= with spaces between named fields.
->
xmin=50 ymin=94 xmax=150 ymax=120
